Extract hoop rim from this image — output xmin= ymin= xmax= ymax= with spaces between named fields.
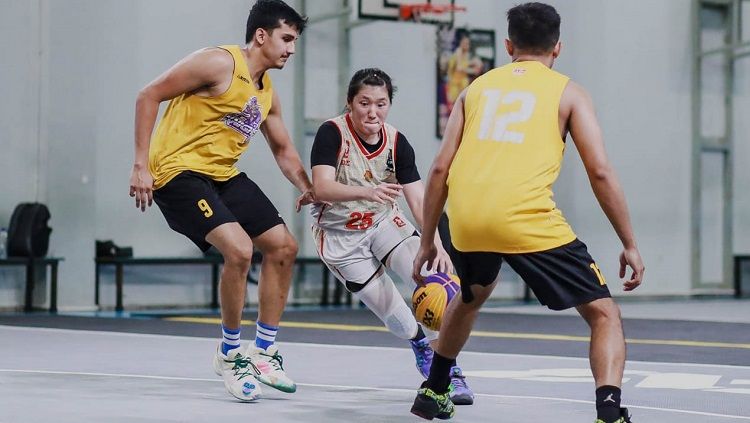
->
xmin=398 ymin=3 xmax=467 ymax=22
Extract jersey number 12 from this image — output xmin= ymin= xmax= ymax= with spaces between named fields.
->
xmin=477 ymin=90 xmax=536 ymax=143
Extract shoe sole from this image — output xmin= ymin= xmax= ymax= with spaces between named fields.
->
xmin=411 ymin=395 xmax=454 ymax=420
xmin=257 ymin=377 xmax=297 ymax=393
xmin=450 ymin=394 xmax=474 ymax=406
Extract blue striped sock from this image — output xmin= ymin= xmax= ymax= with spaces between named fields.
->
xmin=221 ymin=325 xmax=241 ymax=355
xmin=254 ymin=320 xmax=278 ymax=350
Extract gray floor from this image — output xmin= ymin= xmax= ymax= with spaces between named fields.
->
xmin=1 ymin=318 xmax=749 ymax=423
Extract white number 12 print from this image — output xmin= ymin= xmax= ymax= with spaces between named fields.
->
xmin=477 ymin=90 xmax=536 ymax=143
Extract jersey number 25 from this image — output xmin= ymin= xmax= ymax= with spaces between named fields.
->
xmin=346 ymin=212 xmax=374 ymax=230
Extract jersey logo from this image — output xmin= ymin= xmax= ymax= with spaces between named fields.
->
xmin=385 ymin=148 xmax=395 ymax=174
xmin=236 ymin=74 xmax=250 ymax=84
xmin=340 ymin=140 xmax=351 ymax=166
xmin=223 ymin=96 xmax=262 ymax=144
xmin=512 ymin=68 xmax=526 ymax=76
xmin=364 ymin=170 xmax=374 ymax=182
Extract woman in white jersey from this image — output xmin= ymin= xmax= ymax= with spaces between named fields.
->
xmin=309 ymin=68 xmax=473 ymax=405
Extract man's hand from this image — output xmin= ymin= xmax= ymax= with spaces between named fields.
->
xmin=366 ymin=183 xmax=403 ymax=204
xmin=295 ymin=189 xmax=316 ymax=212
xmin=432 ymin=243 xmax=454 ymax=275
xmin=129 ymin=165 xmax=154 ymax=212
xmin=619 ymin=247 xmax=644 ymax=291
xmin=412 ymin=242 xmax=437 ymax=285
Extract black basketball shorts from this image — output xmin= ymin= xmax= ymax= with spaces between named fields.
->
xmin=450 ymin=239 xmax=611 ymax=310
xmin=153 ymin=171 xmax=285 ymax=251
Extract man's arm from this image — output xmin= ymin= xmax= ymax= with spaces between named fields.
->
xmin=259 ymin=92 xmax=313 ymax=199
xmin=565 ymin=81 xmax=645 ymax=290
xmin=412 ymin=89 xmax=466 ymax=282
xmin=130 ymin=48 xmax=232 ymax=211
xmin=402 ymin=181 xmax=452 ymax=273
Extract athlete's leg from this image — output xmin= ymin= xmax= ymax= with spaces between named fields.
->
xmin=206 ymin=226 xmax=254 ymax=330
xmin=354 ymin=267 xmax=420 ymax=340
xmin=577 ymin=298 xmax=627 ymax=422
xmin=384 ymin=236 xmax=439 ymax=341
xmin=251 ymin=224 xmax=298 ymax=328
xmin=206 ymin=223 xmax=262 ymax=401
xmin=424 ymin=250 xmax=502 ymax=394
xmin=576 ymin=297 xmax=625 ymax=387
xmin=436 ymin=282 xmax=496 ymax=359
xmin=244 ymin=223 xmax=298 ymax=393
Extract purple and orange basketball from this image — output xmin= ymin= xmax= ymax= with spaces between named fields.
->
xmin=411 ymin=272 xmax=461 ymax=331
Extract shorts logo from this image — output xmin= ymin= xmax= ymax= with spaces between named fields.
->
xmin=589 ymin=262 xmax=606 ymax=286
xmin=223 ymin=96 xmax=262 ymax=144
xmin=197 ymin=199 xmax=214 ymax=218
xmin=393 ymin=216 xmax=406 ymax=228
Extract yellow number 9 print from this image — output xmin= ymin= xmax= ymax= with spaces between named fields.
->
xmin=197 ymin=199 xmax=213 ymax=218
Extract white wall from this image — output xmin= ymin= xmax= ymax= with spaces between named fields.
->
xmin=0 ymin=0 xmax=739 ymax=310
xmin=0 ymin=0 xmax=44 ymax=306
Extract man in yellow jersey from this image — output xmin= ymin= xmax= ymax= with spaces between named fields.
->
xmin=409 ymin=3 xmax=644 ymax=423
xmin=129 ymin=0 xmax=313 ymax=402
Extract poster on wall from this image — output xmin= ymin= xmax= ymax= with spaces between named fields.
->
xmin=436 ymin=28 xmax=496 ymax=138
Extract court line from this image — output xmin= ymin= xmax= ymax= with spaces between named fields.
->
xmin=163 ymin=316 xmax=750 ymax=350
xmin=1 ymin=368 xmax=748 ymax=420
xmin=2 ymin=324 xmax=750 ymax=371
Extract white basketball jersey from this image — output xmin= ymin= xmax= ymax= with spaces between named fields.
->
xmin=311 ymin=113 xmax=400 ymax=230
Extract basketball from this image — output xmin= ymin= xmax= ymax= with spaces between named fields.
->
xmin=411 ymin=272 xmax=461 ymax=331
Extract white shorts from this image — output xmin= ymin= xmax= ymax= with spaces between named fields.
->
xmin=312 ymin=212 xmax=418 ymax=284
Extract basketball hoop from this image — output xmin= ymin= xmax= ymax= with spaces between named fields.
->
xmin=398 ymin=3 xmax=466 ymax=24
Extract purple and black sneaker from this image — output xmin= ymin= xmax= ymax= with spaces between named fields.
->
xmin=409 ymin=338 xmax=434 ymax=379
xmin=449 ymin=366 xmax=474 ymax=405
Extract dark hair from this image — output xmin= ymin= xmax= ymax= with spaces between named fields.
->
xmin=346 ymin=68 xmax=397 ymax=103
xmin=507 ymin=2 xmax=560 ymax=54
xmin=246 ymin=0 xmax=308 ymax=44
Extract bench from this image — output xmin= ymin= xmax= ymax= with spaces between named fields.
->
xmin=735 ymin=255 xmax=750 ymax=298
xmin=95 ymin=255 xmax=347 ymax=312
xmin=0 ymin=257 xmax=64 ymax=312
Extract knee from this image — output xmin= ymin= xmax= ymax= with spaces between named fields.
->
xmin=223 ymin=241 xmax=254 ymax=271
xmin=459 ymin=284 xmax=494 ymax=311
xmin=266 ymin=234 xmax=298 ymax=266
xmin=580 ymin=299 xmax=621 ymax=327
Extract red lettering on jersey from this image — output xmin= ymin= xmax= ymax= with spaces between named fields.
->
xmin=345 ymin=211 xmax=375 ymax=230
xmin=340 ymin=141 xmax=351 ymax=166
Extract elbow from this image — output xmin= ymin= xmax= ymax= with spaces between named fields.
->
xmin=430 ymin=164 xmax=450 ymax=178
xmin=589 ymin=165 xmax=613 ymax=182
xmin=136 ymin=88 xmax=154 ymax=107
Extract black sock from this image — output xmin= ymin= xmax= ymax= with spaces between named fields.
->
xmin=425 ymin=352 xmax=454 ymax=393
xmin=595 ymin=386 xmax=622 ymax=422
xmin=411 ymin=325 xmax=426 ymax=342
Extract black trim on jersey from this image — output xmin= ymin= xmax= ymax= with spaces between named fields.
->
xmin=310 ymin=121 xmax=420 ymax=184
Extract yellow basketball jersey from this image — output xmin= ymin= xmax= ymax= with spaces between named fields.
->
xmin=149 ymin=45 xmax=273 ymax=189
xmin=447 ymin=61 xmax=576 ymax=253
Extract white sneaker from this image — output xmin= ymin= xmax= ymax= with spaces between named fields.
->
xmin=246 ymin=344 xmax=297 ymax=393
xmin=212 ymin=346 xmax=262 ymax=401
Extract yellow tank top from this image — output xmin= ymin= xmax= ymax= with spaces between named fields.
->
xmin=149 ymin=45 xmax=273 ymax=189
xmin=447 ymin=61 xmax=576 ymax=253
